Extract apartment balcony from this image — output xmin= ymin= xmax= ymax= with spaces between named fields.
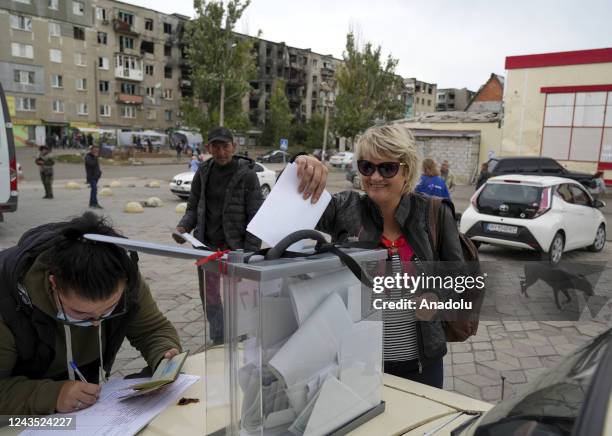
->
xmin=165 ymin=58 xmax=179 ymax=69
xmin=287 ymin=94 xmax=301 ymax=103
xmin=119 ymin=46 xmax=140 ymax=56
xmin=114 ymin=67 xmax=144 ymax=82
xmin=113 ymin=19 xmax=139 ymax=36
xmin=287 ymin=76 xmax=306 ymax=87
xmin=116 ymin=93 xmax=143 ymax=105
xmin=321 ymin=71 xmax=335 ymax=82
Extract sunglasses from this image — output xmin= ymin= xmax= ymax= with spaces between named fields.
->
xmin=56 ymin=291 xmax=127 ymax=326
xmin=357 ymin=160 xmax=406 ymax=178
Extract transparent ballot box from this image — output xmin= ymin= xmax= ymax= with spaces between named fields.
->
xmin=204 ymin=247 xmax=387 ymax=436
xmin=81 ymin=234 xmax=386 ymax=436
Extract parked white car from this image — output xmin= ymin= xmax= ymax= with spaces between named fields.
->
xmin=460 ymin=175 xmax=606 ymax=264
xmin=170 ymin=162 xmax=276 ymax=200
xmin=328 ymin=152 xmax=354 ymax=168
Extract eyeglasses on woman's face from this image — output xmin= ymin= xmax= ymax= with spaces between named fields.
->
xmin=55 ymin=289 xmax=127 ymax=326
xmin=357 ymin=160 xmax=406 ymax=178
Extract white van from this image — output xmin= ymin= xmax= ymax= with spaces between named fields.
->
xmin=0 ymin=84 xmax=18 ymax=222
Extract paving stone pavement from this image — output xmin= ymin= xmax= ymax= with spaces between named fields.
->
xmin=2 ymin=171 xmax=611 ymax=405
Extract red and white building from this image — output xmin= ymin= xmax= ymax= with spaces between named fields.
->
xmin=501 ymin=48 xmax=612 ymax=184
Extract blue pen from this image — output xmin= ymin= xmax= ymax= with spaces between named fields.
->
xmin=70 ymin=361 xmax=88 ymax=383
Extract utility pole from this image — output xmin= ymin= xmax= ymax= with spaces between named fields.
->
xmin=219 ymin=33 xmax=236 ymax=127
xmin=322 ymin=104 xmax=329 ymax=163
xmin=219 ymin=79 xmax=225 ymax=127
xmin=320 ymin=81 xmax=334 ymax=163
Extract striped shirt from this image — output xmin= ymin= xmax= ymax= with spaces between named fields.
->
xmin=381 ymin=253 xmax=419 ymax=361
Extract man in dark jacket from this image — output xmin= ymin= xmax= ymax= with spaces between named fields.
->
xmin=35 ymin=145 xmax=54 ymax=199
xmin=173 ymin=127 xmax=263 ymax=345
xmin=85 ymin=146 xmax=102 ymax=209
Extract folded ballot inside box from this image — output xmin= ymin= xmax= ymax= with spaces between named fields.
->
xmin=120 ymin=351 xmax=189 ymax=399
xmin=205 ymin=247 xmax=387 ymax=436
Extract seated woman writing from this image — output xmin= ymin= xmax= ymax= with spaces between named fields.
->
xmin=0 ymin=212 xmax=181 ymax=414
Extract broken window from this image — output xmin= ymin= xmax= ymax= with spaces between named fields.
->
xmin=141 ymin=40 xmax=155 ymax=55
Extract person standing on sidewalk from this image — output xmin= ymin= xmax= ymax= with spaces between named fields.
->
xmin=173 ymin=126 xmax=263 ymax=346
xmin=415 ymin=158 xmax=451 ymax=200
xmin=476 ymin=162 xmax=490 ymax=190
xmin=189 ymin=155 xmax=200 ymax=172
xmin=175 ymin=140 xmax=183 ymax=162
xmin=35 ymin=145 xmax=54 ymax=199
xmin=85 ymin=146 xmax=102 ymax=209
xmin=440 ymin=160 xmax=456 ymax=191
xmin=590 ymin=171 xmax=607 ymax=201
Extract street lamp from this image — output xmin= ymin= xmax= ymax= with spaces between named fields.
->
xmin=320 ymin=81 xmax=335 ymax=163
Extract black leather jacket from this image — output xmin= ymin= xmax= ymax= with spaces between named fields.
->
xmin=317 ymin=190 xmax=465 ymax=369
xmin=178 ymin=156 xmax=263 ymax=251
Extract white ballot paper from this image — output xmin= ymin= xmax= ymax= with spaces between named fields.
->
xmin=268 ymin=293 xmax=352 ymax=388
xmin=20 ymin=374 xmax=199 ymax=436
xmin=288 ymin=269 xmax=362 ymax=325
xmin=177 ymin=232 xmax=206 ymax=248
xmin=339 ymin=321 xmax=383 ymax=408
xmin=302 ymin=376 xmax=370 ymax=436
xmin=246 ymin=163 xmax=332 ymax=247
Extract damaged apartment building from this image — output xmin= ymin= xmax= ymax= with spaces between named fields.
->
xmin=0 ymin=0 xmax=340 ymax=146
xmin=248 ymin=37 xmax=340 ymax=127
xmin=0 ymin=0 xmax=190 ymax=146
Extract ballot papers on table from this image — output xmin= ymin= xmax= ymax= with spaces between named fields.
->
xmin=246 ymin=162 xmax=332 ymax=247
xmin=120 ymin=350 xmax=189 ymax=399
xmin=19 ymin=374 xmax=199 ymax=436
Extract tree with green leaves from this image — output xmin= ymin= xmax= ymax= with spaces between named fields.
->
xmin=334 ymin=32 xmax=404 ymax=143
xmin=261 ymin=79 xmax=292 ymax=148
xmin=182 ymin=0 xmax=255 ymax=134
xmin=289 ymin=113 xmax=326 ymax=151
xmin=305 ymin=112 xmax=326 ymax=149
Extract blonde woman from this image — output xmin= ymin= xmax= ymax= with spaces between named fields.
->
xmin=415 ymin=158 xmax=451 ymax=200
xmin=294 ymin=124 xmax=465 ymax=388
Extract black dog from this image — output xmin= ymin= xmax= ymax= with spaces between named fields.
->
xmin=519 ymin=262 xmax=594 ymax=310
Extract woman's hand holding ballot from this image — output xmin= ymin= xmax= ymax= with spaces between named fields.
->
xmin=295 ymin=155 xmax=328 ymax=204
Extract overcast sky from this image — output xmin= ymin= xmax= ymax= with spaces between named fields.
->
xmin=128 ymin=0 xmax=612 ymax=90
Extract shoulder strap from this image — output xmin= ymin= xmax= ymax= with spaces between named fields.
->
xmin=428 ymin=197 xmax=443 ymax=255
xmin=317 ymin=244 xmax=373 ymax=288
xmin=243 ymin=232 xmax=375 ymax=288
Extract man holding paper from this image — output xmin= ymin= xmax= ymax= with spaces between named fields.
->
xmin=173 ymin=127 xmax=263 ymax=345
xmin=0 ymin=213 xmax=181 ymax=414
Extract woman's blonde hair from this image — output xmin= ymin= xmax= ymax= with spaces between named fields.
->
xmin=355 ymin=124 xmax=421 ymax=194
xmin=422 ymin=158 xmax=439 ymax=177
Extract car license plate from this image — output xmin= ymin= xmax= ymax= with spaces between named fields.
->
xmin=486 ymin=223 xmax=518 ymax=234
